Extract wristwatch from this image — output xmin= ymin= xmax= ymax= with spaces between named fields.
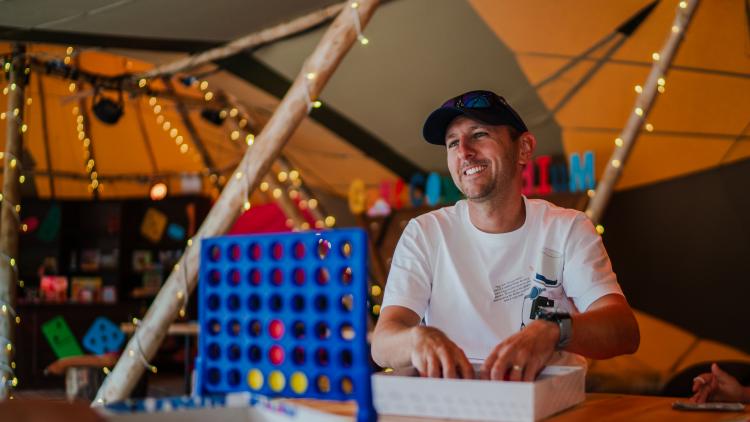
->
xmin=538 ymin=311 xmax=572 ymax=350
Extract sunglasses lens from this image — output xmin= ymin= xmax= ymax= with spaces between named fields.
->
xmin=463 ymin=95 xmax=491 ymax=109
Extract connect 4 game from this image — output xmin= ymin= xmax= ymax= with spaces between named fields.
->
xmin=196 ymin=228 xmax=376 ymax=422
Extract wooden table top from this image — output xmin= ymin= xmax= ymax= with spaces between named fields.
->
xmin=288 ymin=393 xmax=749 ymax=421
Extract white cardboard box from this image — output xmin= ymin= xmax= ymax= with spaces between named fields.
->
xmin=372 ymin=365 xmax=585 ymax=422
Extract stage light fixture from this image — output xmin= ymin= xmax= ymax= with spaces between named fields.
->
xmin=200 ymin=108 xmax=225 ymax=126
xmin=180 ymin=75 xmax=198 ymax=87
xmin=92 ymin=90 xmax=124 ymax=125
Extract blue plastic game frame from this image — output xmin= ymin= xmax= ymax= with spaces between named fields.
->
xmin=196 ymin=228 xmax=376 ymax=421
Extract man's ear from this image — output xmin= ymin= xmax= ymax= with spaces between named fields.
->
xmin=517 ymin=132 xmax=537 ymax=166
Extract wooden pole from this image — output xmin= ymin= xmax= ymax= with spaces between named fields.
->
xmin=36 ymin=72 xmax=55 ymax=198
xmin=0 ymin=44 xmax=25 ymax=400
xmin=221 ymin=112 xmax=306 ymax=229
xmin=276 ymin=156 xmax=327 ymax=225
xmin=265 ymin=175 xmax=306 ymax=230
xmin=220 ymin=94 xmax=319 ymax=229
xmin=585 ymin=0 xmax=700 ymax=224
xmin=135 ymin=2 xmax=345 ymax=80
xmin=220 ymin=93 xmax=329 ymax=227
xmin=94 ymin=0 xmax=380 ymax=404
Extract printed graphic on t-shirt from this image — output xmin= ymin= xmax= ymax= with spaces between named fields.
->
xmin=493 ymin=275 xmax=531 ymax=303
xmin=534 ymin=247 xmax=563 ymax=287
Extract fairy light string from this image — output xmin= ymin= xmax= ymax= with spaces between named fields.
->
xmin=219 ymin=96 xmax=339 ymax=229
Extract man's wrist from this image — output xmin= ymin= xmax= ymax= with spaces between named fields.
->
xmin=536 ymin=311 xmax=572 ymax=350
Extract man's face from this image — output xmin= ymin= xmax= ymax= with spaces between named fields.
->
xmin=445 ymin=116 xmax=525 ymax=203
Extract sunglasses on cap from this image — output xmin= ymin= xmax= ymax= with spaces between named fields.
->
xmin=423 ymin=90 xmax=528 ymax=145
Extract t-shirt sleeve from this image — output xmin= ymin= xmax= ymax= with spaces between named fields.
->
xmin=380 ymin=219 xmax=433 ymax=319
xmin=562 ymin=214 xmax=624 ymax=312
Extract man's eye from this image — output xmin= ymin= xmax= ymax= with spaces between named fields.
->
xmin=447 ymin=140 xmax=458 ymax=148
xmin=473 ymin=132 xmax=488 ymax=138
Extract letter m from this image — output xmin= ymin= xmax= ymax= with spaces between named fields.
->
xmin=568 ymin=151 xmax=595 ymax=192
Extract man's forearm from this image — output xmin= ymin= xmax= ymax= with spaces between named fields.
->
xmin=565 ymin=297 xmax=640 ymax=359
xmin=371 ymin=319 xmax=416 ymax=368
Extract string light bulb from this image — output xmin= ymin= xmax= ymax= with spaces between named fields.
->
xmin=634 ymin=85 xmax=643 ymax=94
xmin=614 ymin=137 xmax=624 ymax=147
xmin=149 ymin=181 xmax=168 ymax=201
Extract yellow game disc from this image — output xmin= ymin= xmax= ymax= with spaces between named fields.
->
xmin=317 ymin=375 xmax=330 ymax=393
xmin=247 ymin=369 xmax=263 ymax=390
xmin=290 ymin=372 xmax=308 ymax=394
xmin=269 ymin=370 xmax=286 ymax=392
xmin=341 ymin=377 xmax=353 ymax=394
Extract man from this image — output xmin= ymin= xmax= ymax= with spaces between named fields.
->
xmin=371 ymin=90 xmax=640 ymax=381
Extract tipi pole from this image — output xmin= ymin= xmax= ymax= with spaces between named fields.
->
xmin=94 ymin=0 xmax=380 ymax=403
xmin=586 ymin=0 xmax=700 ymax=224
xmin=135 ymin=2 xmax=346 ymax=80
xmin=0 ymin=44 xmax=25 ymax=400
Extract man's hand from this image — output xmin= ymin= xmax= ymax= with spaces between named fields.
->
xmin=410 ymin=326 xmax=475 ymax=379
xmin=480 ymin=320 xmax=558 ymax=381
xmin=372 ymin=305 xmax=474 ymax=378
xmin=691 ymin=363 xmax=749 ymax=403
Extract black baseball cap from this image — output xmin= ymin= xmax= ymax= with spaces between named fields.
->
xmin=422 ymin=90 xmax=528 ymax=145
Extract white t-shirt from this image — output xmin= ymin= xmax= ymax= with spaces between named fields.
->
xmin=382 ymin=197 xmax=623 ymax=364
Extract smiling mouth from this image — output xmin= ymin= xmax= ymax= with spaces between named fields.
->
xmin=463 ymin=164 xmax=488 ymax=176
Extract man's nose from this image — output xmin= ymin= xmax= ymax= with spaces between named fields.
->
xmin=457 ymin=139 xmax=475 ymax=159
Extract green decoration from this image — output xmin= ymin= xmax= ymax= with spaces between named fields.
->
xmin=41 ymin=316 xmax=84 ymax=359
xmin=36 ymin=203 xmax=62 ymax=243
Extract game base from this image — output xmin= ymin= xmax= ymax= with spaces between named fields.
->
xmin=372 ymin=365 xmax=585 ymax=422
